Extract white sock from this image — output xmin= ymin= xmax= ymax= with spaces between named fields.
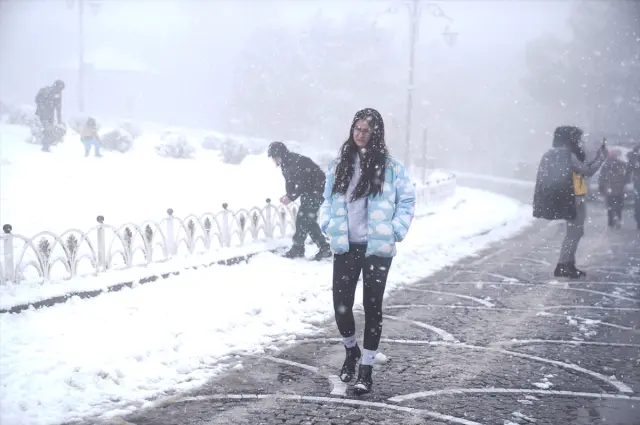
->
xmin=361 ymin=349 xmax=377 ymax=366
xmin=343 ymin=335 xmax=357 ymax=349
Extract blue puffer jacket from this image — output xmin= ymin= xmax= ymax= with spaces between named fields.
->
xmin=319 ymin=156 xmax=416 ymax=257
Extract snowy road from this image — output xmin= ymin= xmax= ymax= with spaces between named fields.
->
xmin=0 ymin=187 xmax=534 ymax=425
xmin=81 ymin=205 xmax=640 ymax=425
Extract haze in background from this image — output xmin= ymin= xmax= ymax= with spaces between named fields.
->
xmin=1 ymin=0 xmax=638 ymax=175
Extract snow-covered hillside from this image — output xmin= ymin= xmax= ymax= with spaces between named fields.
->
xmin=0 ymin=120 xmax=304 ymax=238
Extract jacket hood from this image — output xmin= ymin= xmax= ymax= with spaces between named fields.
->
xmin=553 ymin=126 xmax=585 ymax=162
xmin=267 ymin=141 xmax=289 ymax=158
xmin=350 ymin=108 xmax=385 ymax=142
xmin=552 ymin=126 xmax=583 ymax=148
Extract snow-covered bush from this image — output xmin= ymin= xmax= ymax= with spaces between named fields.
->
xmin=27 ymin=122 xmax=67 ymax=146
xmin=201 ymin=133 xmax=226 ymax=151
xmin=119 ymin=121 xmax=142 ymax=139
xmin=220 ymin=137 xmax=249 ymax=165
xmin=0 ymin=100 xmax=9 ymax=120
xmin=101 ymin=129 xmax=134 ymax=153
xmin=7 ymin=105 xmax=38 ymax=127
xmin=156 ymin=131 xmax=195 ymax=159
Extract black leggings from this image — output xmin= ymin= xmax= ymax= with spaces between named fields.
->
xmin=332 ymin=244 xmax=393 ymax=351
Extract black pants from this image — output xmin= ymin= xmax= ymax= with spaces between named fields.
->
xmin=605 ymin=194 xmax=624 ymax=227
xmin=292 ymin=193 xmax=327 ymax=248
xmin=333 ymin=244 xmax=393 ymax=351
xmin=38 ymin=114 xmax=54 ymax=151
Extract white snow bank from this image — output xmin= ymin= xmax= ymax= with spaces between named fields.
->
xmin=0 ymin=238 xmax=291 ymax=311
xmin=0 ymin=187 xmax=533 ymax=425
xmin=0 ymin=166 xmax=455 ymax=311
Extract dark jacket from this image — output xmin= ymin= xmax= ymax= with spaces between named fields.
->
xmin=533 ymin=126 xmax=605 ymax=220
xmin=35 ymin=86 xmax=62 ymax=124
xmin=599 ymin=156 xmax=629 ymax=196
xmin=281 ymin=151 xmax=326 ymax=203
xmin=627 ymin=147 xmax=640 ymax=190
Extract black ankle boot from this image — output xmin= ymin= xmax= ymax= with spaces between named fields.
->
xmin=339 ymin=345 xmax=361 ymax=383
xmin=313 ymin=244 xmax=332 ymax=261
xmin=568 ymin=261 xmax=587 ymax=278
xmin=554 ymin=263 xmax=581 ymax=279
xmin=353 ymin=364 xmax=373 ymax=395
xmin=283 ymin=245 xmax=305 ymax=258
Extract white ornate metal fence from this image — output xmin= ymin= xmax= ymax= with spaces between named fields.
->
xmin=0 ymin=173 xmax=456 ymax=285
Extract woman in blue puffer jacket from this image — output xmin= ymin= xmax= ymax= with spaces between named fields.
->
xmin=319 ymin=107 xmax=416 ymax=395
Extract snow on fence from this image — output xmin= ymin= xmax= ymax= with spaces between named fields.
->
xmin=0 ymin=173 xmax=456 ymax=285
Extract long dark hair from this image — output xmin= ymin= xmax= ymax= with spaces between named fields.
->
xmin=331 ymin=108 xmax=389 ymax=200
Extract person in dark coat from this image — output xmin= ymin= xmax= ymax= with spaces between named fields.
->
xmin=598 ymin=150 xmax=630 ymax=228
xmin=268 ymin=141 xmax=332 ymax=260
xmin=626 ymin=145 xmax=640 ymax=230
xmin=35 ymin=79 xmax=65 ymax=152
xmin=532 ymin=126 xmax=607 ymax=278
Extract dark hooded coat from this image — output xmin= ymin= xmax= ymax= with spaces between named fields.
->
xmin=599 ymin=155 xmax=630 ymax=196
xmin=532 ymin=126 xmax=584 ymax=220
xmin=271 ymin=143 xmax=326 ymax=203
xmin=627 ymin=146 xmax=640 ymax=190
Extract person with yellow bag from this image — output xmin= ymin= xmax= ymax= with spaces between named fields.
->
xmin=533 ymin=126 xmax=607 ymax=279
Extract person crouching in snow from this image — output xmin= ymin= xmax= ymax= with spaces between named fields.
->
xmin=318 ymin=108 xmax=416 ymax=395
xmin=81 ymin=117 xmax=103 ymax=157
xmin=267 ymin=141 xmax=331 ymax=260
xmin=533 ymin=126 xmax=607 ymax=278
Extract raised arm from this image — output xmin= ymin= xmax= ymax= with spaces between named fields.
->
xmin=571 ymin=150 xmax=605 ymax=177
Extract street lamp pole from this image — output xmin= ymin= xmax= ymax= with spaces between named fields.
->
xmin=67 ymin=0 xmax=101 ymax=113
xmin=401 ymin=1 xmax=456 ymax=174
xmin=404 ymin=0 xmax=419 ymax=173
xmin=78 ymin=0 xmax=85 ymax=113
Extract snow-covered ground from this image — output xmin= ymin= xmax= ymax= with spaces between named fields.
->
xmin=0 ymin=187 xmax=534 ymax=425
xmin=0 ymin=123 xmax=286 ymax=237
xmin=0 ymin=119 xmax=453 ymax=309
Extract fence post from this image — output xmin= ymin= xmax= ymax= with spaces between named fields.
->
xmin=2 ymin=224 xmax=14 ymax=283
xmin=96 ymin=216 xmax=105 ymax=271
xmin=264 ymin=198 xmax=274 ymax=239
xmin=421 ymin=125 xmax=428 ymax=185
xmin=221 ymin=203 xmax=231 ymax=247
xmin=166 ymin=208 xmax=175 ymax=256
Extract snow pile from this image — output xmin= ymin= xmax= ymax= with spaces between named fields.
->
xmin=155 ymin=131 xmax=196 ymax=159
xmin=101 ymin=129 xmax=134 ymax=153
xmin=0 ymin=187 xmax=533 ymax=425
xmin=5 ymin=104 xmax=37 ymax=127
xmin=220 ymin=137 xmax=249 ymax=164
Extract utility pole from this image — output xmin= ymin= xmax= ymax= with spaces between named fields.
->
xmin=404 ymin=0 xmax=419 ymax=173
xmin=78 ymin=0 xmax=85 ymax=113
xmin=400 ymin=1 xmax=457 ymax=174
xmin=67 ymin=0 xmax=101 ymax=114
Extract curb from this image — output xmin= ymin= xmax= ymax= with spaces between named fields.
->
xmin=2 ymin=199 xmax=462 ymax=315
xmin=0 ymin=248 xmax=279 ymax=315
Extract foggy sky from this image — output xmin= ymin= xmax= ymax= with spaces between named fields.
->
xmin=0 ymin=0 xmax=580 ymax=172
